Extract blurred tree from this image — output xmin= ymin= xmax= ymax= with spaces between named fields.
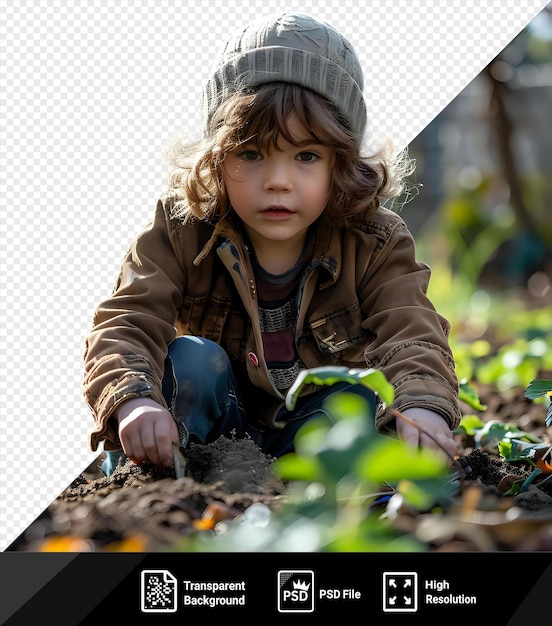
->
xmin=405 ymin=4 xmax=552 ymax=294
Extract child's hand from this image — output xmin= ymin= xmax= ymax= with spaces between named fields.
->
xmin=116 ymin=397 xmax=179 ymax=468
xmin=397 ymin=407 xmax=458 ymax=462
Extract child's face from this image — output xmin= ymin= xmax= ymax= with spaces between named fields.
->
xmin=221 ymin=115 xmax=334 ymax=255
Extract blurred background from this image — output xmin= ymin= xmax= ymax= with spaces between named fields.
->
xmin=397 ymin=3 xmax=552 ymax=357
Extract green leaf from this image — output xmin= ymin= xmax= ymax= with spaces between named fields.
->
xmin=279 ymin=394 xmax=381 ymax=486
xmin=499 ymin=438 xmax=548 ymax=464
xmin=273 ymin=452 xmax=321 ymax=482
xmin=524 ymin=379 xmax=552 ymax=400
xmin=474 ymin=420 xmax=539 ymax=450
xmin=355 ymin=369 xmax=395 ymax=406
xmin=458 ymin=380 xmax=487 ymax=411
xmin=324 ymin=392 xmax=376 ymax=427
xmin=293 ymin=416 xmax=333 ymax=457
xmin=455 ymin=414 xmax=485 ymax=435
xmin=325 ymin=515 xmax=426 ymax=552
xmin=355 ymin=437 xmax=448 ymax=484
xmin=285 ymin=366 xmax=394 ymax=411
xmin=396 ymin=476 xmax=456 ymax=511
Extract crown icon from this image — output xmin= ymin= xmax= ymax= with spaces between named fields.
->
xmin=293 ymin=580 xmax=311 ymax=591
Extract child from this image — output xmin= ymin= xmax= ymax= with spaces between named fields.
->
xmin=83 ymin=11 xmax=461 ymax=475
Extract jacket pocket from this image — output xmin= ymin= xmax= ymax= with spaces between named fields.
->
xmin=309 ymin=302 xmax=366 ymax=360
xmin=180 ymin=295 xmax=228 ymax=342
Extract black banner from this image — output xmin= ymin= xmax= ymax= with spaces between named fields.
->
xmin=1 ymin=552 xmax=551 ymax=624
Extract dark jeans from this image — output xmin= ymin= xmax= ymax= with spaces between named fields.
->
xmin=102 ymin=336 xmax=376 ymax=474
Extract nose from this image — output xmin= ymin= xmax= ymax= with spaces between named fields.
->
xmin=263 ymin=157 xmax=293 ymax=192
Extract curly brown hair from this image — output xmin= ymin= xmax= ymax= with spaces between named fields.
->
xmin=166 ymin=82 xmax=414 ymax=225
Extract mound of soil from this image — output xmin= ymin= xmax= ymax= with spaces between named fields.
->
xmin=8 ymin=436 xmax=285 ymax=552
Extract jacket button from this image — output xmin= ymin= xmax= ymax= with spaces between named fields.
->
xmin=248 ymin=352 xmax=259 ymax=366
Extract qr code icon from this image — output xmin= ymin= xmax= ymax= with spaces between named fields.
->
xmin=141 ymin=569 xmax=178 ymax=613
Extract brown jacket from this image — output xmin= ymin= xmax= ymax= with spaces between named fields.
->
xmin=83 ymin=194 xmax=461 ymax=451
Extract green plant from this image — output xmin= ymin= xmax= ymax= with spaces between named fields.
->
xmin=449 ymin=311 xmax=551 ymax=396
xmin=173 ymin=366 xmax=461 ymax=553
xmin=171 ymin=365 xmax=551 ymax=552
xmin=455 ymin=377 xmax=552 ymax=494
xmin=525 ymin=378 xmax=552 ymax=427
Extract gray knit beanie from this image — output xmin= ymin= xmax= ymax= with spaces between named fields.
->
xmin=202 ymin=12 xmax=367 ymax=147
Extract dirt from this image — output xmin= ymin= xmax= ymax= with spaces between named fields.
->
xmin=8 ymin=436 xmax=285 ymax=552
xmin=7 ymin=382 xmax=552 ymax=553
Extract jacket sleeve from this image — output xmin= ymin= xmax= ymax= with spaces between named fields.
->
xmin=357 ymin=210 xmax=461 ymax=432
xmin=83 ymin=197 xmax=186 ymax=451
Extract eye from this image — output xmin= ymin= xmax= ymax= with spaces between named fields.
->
xmin=297 ymin=151 xmax=319 ymax=162
xmin=239 ymin=149 xmax=261 ymax=161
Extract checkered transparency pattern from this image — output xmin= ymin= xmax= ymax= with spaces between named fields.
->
xmin=1 ymin=0 xmax=547 ymax=550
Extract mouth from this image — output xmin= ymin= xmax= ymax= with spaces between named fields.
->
xmin=261 ymin=206 xmax=295 ymax=218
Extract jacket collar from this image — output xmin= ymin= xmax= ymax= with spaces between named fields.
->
xmin=310 ymin=213 xmax=341 ymax=288
xmin=192 ymin=211 xmax=239 ymax=266
xmin=193 ymin=210 xmax=342 ymax=287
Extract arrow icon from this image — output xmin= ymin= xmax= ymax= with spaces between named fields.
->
xmin=383 ymin=572 xmax=418 ymax=613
